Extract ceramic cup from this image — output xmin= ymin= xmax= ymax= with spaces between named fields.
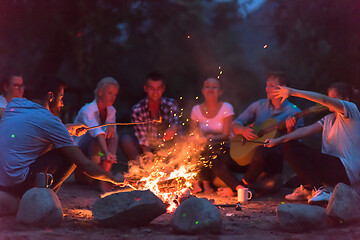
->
xmin=237 ymin=188 xmax=252 ymax=203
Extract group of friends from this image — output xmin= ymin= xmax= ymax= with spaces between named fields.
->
xmin=0 ymin=71 xmax=359 ymax=208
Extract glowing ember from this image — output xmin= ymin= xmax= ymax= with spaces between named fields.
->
xmin=64 ymin=209 xmax=93 ymax=219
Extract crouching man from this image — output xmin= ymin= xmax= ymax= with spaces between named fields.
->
xmin=0 ymin=76 xmax=124 ymax=198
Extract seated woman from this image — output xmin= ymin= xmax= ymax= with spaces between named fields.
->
xmin=0 ymin=75 xmax=24 ymax=120
xmin=190 ymin=77 xmax=235 ymax=194
xmin=73 ymin=77 xmax=120 ymax=192
xmin=265 ymin=82 xmax=360 ymax=206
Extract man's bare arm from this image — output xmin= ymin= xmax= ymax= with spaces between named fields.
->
xmin=265 ymin=122 xmax=322 ymax=148
xmin=60 ymin=146 xmax=123 ymax=184
xmin=276 ymin=86 xmax=345 ymax=114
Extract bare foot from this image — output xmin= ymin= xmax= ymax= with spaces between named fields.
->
xmin=217 ymin=187 xmax=236 ymax=197
xmin=192 ymin=181 xmax=202 ymax=194
xmin=203 ymin=181 xmax=214 ymax=194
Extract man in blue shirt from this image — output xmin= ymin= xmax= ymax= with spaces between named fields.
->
xmin=215 ymin=72 xmax=303 ymax=197
xmin=0 ymin=76 xmax=124 ymax=198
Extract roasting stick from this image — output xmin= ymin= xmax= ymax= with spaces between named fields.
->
xmin=117 ymin=182 xmax=138 ymax=190
xmin=209 ymin=138 xmax=266 ymax=145
xmin=86 ymin=117 xmax=162 ymax=130
xmin=75 ymin=117 xmax=162 ymax=135
xmin=237 ymin=139 xmax=265 ymax=144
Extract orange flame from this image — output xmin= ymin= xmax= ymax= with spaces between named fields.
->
xmin=120 ymin=134 xmax=206 ymax=212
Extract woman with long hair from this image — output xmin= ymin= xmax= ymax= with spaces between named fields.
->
xmin=190 ymin=77 xmax=235 ymax=193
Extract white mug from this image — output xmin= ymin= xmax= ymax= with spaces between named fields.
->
xmin=237 ymin=188 xmax=252 ymax=202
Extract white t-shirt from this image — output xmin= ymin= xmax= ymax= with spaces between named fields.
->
xmin=0 ymin=98 xmax=75 ymax=187
xmin=73 ymin=100 xmax=116 ymax=145
xmin=318 ymin=100 xmax=360 ymax=185
xmin=191 ymin=102 xmax=234 ymax=134
xmin=0 ymin=95 xmax=7 ymax=108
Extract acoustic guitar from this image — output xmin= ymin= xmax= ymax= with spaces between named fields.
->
xmin=230 ymin=104 xmax=327 ymax=166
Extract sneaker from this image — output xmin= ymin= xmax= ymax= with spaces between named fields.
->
xmin=308 ymin=187 xmax=332 ymax=207
xmin=285 ymin=185 xmax=313 ymax=201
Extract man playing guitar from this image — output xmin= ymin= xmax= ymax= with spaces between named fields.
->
xmin=218 ymin=71 xmax=303 ymax=197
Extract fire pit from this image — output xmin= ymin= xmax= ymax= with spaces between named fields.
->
xmin=122 ymin=138 xmax=205 ymax=212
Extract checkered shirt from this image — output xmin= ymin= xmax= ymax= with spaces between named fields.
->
xmin=131 ymin=97 xmax=181 ymax=149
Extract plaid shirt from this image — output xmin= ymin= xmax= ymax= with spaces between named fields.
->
xmin=131 ymin=97 xmax=181 ymax=149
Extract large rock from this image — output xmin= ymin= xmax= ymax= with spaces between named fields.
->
xmin=0 ymin=191 xmax=19 ymax=216
xmin=16 ymin=188 xmax=63 ymax=227
xmin=92 ymin=190 xmax=166 ymax=227
xmin=326 ymin=183 xmax=360 ymax=223
xmin=172 ymin=197 xmax=222 ymax=234
xmin=277 ymin=203 xmax=327 ymax=232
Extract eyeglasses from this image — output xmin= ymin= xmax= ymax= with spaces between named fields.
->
xmin=12 ymin=84 xmax=25 ymax=90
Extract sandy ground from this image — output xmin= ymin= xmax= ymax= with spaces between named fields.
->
xmin=1 ymin=178 xmax=360 ymax=240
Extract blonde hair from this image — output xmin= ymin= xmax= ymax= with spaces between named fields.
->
xmin=94 ymin=77 xmax=119 ymax=99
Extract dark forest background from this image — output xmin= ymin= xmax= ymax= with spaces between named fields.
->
xmin=0 ymin=0 xmax=359 ymax=127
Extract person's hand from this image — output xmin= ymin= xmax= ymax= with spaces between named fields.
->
xmin=242 ymin=127 xmax=258 ymax=140
xmin=66 ymin=123 xmax=88 ymax=137
xmin=274 ymin=85 xmax=292 ymax=103
xmin=285 ymin=116 xmax=297 ymax=133
xmin=101 ymin=151 xmax=117 ymax=164
xmin=264 ymin=138 xmax=282 ymax=148
xmin=105 ymin=126 xmax=115 ymax=139
xmin=234 ymin=126 xmax=258 ymax=140
xmin=162 ymin=126 xmax=177 ymax=141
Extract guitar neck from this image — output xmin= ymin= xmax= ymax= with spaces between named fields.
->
xmin=259 ymin=107 xmax=318 ymax=136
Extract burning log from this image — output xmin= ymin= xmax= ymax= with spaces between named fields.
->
xmin=124 ymin=135 xmax=205 ymax=212
xmin=157 ymin=177 xmax=187 ymax=189
xmin=128 ymin=177 xmax=187 ymax=191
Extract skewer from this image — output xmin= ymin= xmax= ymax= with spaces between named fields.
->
xmin=210 ymin=139 xmax=266 ymax=145
xmin=117 ymin=182 xmax=138 ymax=190
xmin=240 ymin=139 xmax=266 ymax=144
xmin=86 ymin=117 xmax=162 ymax=130
xmin=126 ymin=183 xmax=137 ymax=190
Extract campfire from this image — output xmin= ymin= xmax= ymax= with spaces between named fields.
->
xmin=103 ymin=134 xmax=207 ymax=212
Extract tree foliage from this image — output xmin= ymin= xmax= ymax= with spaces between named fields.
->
xmin=267 ymin=0 xmax=360 ymax=92
xmin=0 ymin=0 xmax=255 ymax=121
